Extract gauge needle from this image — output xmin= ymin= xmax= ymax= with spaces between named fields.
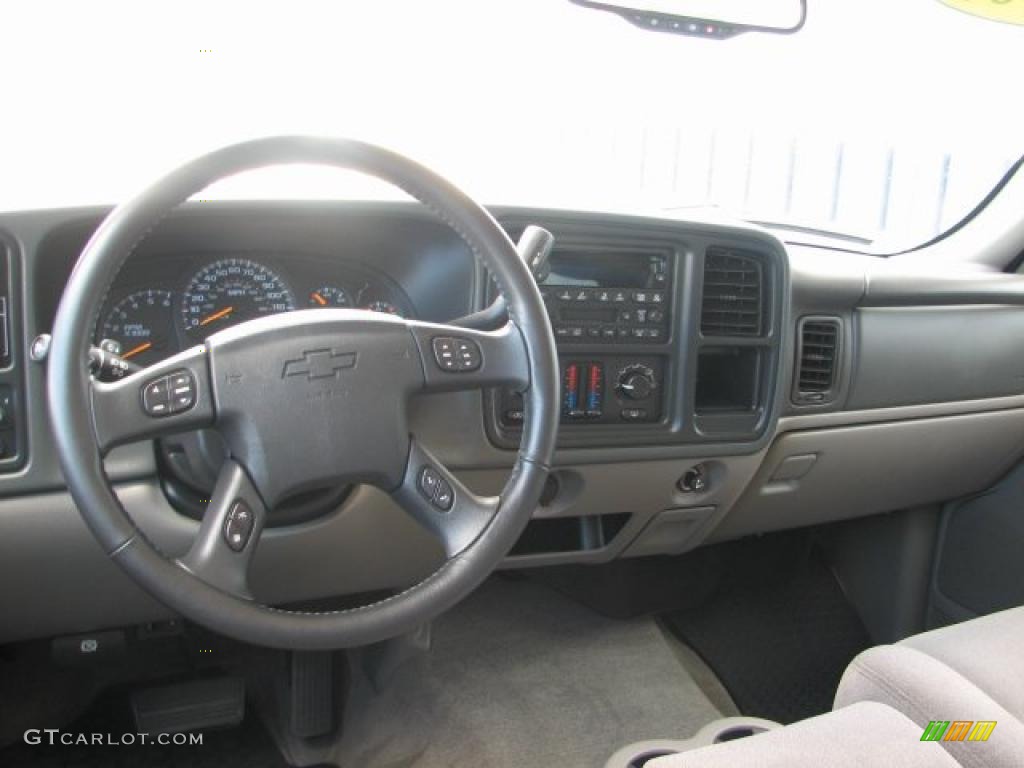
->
xmin=311 ymin=292 xmax=327 ymax=306
xmin=199 ymin=306 xmax=234 ymax=327
xmin=121 ymin=341 xmax=153 ymax=360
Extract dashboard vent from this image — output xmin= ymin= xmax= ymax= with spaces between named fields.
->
xmin=701 ymin=248 xmax=764 ymax=337
xmin=795 ymin=317 xmax=841 ymax=404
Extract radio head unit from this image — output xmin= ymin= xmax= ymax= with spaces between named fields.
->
xmin=539 ymin=249 xmax=671 ymax=343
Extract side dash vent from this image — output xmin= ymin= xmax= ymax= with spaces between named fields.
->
xmin=794 ymin=317 xmax=841 ymax=405
xmin=701 ymin=248 xmax=764 ymax=337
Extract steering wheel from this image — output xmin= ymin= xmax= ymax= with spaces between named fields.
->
xmin=47 ymin=137 xmax=559 ymax=650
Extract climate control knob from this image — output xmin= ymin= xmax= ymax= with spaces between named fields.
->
xmin=616 ymin=365 xmax=656 ymax=401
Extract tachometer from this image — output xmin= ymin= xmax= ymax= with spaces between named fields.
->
xmin=99 ymin=289 xmax=174 ymax=366
xmin=182 ymin=258 xmax=295 ymax=337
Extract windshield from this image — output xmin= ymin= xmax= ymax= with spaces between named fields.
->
xmin=3 ymin=0 xmax=1022 ymax=252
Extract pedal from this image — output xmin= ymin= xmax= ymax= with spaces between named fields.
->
xmin=131 ymin=676 xmax=245 ymax=734
xmin=289 ymin=651 xmax=335 ymax=739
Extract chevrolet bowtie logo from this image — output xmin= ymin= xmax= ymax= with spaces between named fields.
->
xmin=282 ymin=348 xmax=358 ymax=380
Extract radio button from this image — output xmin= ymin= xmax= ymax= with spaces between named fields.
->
xmin=621 ymin=408 xmax=648 ymax=421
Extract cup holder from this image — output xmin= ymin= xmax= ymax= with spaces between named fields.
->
xmin=713 ymin=724 xmax=771 ymax=743
xmin=605 ymin=718 xmax=781 ymax=768
xmin=627 ymin=749 xmax=676 ymax=767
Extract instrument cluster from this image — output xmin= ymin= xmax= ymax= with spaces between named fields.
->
xmin=95 ymin=254 xmax=411 ymax=366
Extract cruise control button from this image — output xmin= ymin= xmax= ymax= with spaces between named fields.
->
xmin=222 ymin=500 xmax=255 ymax=552
xmin=142 ymin=377 xmax=171 ymax=417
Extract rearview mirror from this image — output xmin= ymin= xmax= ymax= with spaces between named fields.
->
xmin=570 ymin=0 xmax=806 ymax=38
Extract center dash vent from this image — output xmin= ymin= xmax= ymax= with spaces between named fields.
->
xmin=794 ymin=317 xmax=841 ymax=404
xmin=701 ymin=248 xmax=764 ymax=337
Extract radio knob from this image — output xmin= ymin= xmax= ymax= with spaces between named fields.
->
xmin=616 ymin=365 xmax=655 ymax=401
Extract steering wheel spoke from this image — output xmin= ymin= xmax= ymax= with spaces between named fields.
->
xmin=90 ymin=345 xmax=214 ymax=454
xmin=176 ymin=459 xmax=267 ymax=600
xmin=391 ymin=439 xmax=499 ymax=558
xmin=408 ymin=319 xmax=530 ymax=394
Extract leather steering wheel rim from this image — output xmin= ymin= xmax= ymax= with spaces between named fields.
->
xmin=47 ymin=136 xmax=559 ymax=650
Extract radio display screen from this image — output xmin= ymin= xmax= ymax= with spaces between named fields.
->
xmin=542 ymin=252 xmax=658 ymax=288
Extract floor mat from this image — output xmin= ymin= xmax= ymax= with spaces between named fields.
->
xmin=333 ymin=576 xmax=723 ymax=768
xmin=662 ymin=553 xmax=870 ymax=724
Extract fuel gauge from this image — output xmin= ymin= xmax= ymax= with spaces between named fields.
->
xmin=308 ymin=285 xmax=352 ymax=308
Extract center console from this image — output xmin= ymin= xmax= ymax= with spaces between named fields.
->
xmin=487 ymin=220 xmax=786 ymax=450
xmin=499 ymin=247 xmax=672 ymax=428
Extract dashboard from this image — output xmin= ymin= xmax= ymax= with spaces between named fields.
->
xmin=3 ymin=199 xmax=1024 ymax=644
xmin=95 ymin=252 xmax=413 ymax=366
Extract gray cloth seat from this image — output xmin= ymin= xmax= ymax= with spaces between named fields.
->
xmin=647 ymin=701 xmax=960 ymax=767
xmin=835 ymin=606 xmax=1024 ymax=768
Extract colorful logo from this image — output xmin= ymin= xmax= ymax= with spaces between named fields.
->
xmin=921 ymin=721 xmax=997 ymax=742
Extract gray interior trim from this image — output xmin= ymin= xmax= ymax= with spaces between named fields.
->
xmin=709 ymin=408 xmax=1024 ymax=542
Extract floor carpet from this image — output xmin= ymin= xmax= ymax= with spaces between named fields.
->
xmin=332 ymin=576 xmax=724 ymax=768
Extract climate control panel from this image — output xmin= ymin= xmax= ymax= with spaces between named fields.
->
xmin=500 ymin=356 xmax=664 ymax=427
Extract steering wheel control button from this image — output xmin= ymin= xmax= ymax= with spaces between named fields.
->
xmin=142 ymin=377 xmax=171 ymax=416
xmin=418 ymin=465 xmax=455 ymax=511
xmin=223 ymin=500 xmax=255 ymax=552
xmin=141 ymin=370 xmax=197 ymax=418
xmin=167 ymin=370 xmax=197 ymax=413
xmin=432 ymin=337 xmax=458 ymax=370
xmin=419 ymin=466 xmax=442 ymax=498
xmin=433 ymin=479 xmax=454 ymax=511
xmin=432 ymin=336 xmax=482 ymax=372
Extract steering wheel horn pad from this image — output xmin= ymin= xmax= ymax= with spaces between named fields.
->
xmin=48 ymin=137 xmax=559 ymax=649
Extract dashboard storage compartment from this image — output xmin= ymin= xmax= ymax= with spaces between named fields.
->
xmin=509 ymin=513 xmax=631 ymax=557
xmin=695 ymin=347 xmax=760 ymax=413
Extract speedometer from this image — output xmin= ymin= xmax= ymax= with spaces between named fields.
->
xmin=181 ymin=258 xmax=295 ymax=337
